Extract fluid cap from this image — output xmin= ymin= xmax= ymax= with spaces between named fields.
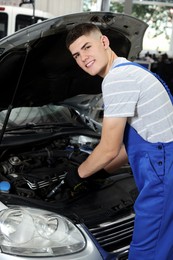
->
xmin=0 ymin=181 xmax=11 ymax=193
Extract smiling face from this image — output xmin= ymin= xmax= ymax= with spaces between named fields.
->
xmin=69 ymin=31 xmax=111 ymax=78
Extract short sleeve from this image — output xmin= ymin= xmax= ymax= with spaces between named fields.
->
xmin=102 ymin=69 xmax=140 ymax=118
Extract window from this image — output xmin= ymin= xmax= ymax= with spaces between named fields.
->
xmin=0 ymin=12 xmax=7 ymax=39
xmin=15 ymin=14 xmax=47 ymax=31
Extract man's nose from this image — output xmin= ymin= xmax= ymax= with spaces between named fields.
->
xmin=80 ymin=52 xmax=88 ymax=62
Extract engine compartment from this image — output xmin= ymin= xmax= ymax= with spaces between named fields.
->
xmin=0 ymin=132 xmax=138 ymax=230
xmin=0 ymin=134 xmax=104 ymax=201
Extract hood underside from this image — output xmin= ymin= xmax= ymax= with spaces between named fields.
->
xmin=0 ymin=11 xmax=148 ymax=110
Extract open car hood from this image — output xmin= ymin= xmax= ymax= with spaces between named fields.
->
xmin=0 ymin=11 xmax=148 ymax=110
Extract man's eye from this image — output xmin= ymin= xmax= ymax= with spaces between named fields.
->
xmin=74 ymin=54 xmax=79 ymax=59
xmin=85 ymin=45 xmax=91 ymax=50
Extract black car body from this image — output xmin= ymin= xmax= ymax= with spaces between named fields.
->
xmin=0 ymin=12 xmax=148 ymax=260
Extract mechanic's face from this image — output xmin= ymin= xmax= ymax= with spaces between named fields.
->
xmin=69 ymin=32 xmax=110 ymax=77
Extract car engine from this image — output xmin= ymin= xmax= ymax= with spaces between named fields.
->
xmin=0 ymin=135 xmax=100 ymax=201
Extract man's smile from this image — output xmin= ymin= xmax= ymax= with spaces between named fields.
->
xmin=85 ymin=60 xmax=95 ymax=68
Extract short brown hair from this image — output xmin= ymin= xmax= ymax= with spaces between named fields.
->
xmin=66 ymin=23 xmax=101 ymax=49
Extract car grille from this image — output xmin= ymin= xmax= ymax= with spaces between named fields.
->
xmin=89 ymin=213 xmax=135 ymax=259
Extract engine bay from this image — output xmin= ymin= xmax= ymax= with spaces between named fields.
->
xmin=0 ymin=134 xmax=103 ymax=201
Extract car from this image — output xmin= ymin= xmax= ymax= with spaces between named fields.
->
xmin=0 ymin=11 xmax=148 ymax=260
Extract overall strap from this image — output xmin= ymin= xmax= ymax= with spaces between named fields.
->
xmin=114 ymin=62 xmax=173 ymax=104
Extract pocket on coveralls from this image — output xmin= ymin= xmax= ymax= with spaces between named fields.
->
xmin=140 ymin=152 xmax=165 ymax=184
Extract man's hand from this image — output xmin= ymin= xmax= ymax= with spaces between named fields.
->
xmin=65 ymin=165 xmax=109 ymax=192
xmin=65 ymin=165 xmax=86 ymax=191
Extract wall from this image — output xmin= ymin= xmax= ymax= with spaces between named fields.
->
xmin=0 ymin=0 xmax=83 ymax=16
xmin=35 ymin=0 xmax=83 ymax=16
xmin=0 ymin=0 xmax=21 ymax=5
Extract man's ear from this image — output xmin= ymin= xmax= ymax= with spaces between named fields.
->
xmin=101 ymin=35 xmax=110 ymax=49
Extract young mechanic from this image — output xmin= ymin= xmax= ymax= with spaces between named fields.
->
xmin=65 ymin=23 xmax=173 ymax=260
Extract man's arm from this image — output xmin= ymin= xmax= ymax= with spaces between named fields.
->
xmin=78 ymin=117 xmax=127 ymax=178
xmin=104 ymin=144 xmax=128 ymax=173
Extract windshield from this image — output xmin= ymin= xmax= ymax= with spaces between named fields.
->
xmin=0 ymin=105 xmax=84 ymax=130
xmin=0 ymin=12 xmax=7 ymax=39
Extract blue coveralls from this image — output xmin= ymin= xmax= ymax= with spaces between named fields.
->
xmin=115 ymin=63 xmax=173 ymax=260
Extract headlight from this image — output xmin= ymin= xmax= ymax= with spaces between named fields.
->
xmin=0 ymin=206 xmax=86 ymax=257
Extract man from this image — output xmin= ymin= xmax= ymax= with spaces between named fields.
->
xmin=65 ymin=23 xmax=173 ymax=260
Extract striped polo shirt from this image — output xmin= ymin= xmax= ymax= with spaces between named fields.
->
xmin=102 ymin=57 xmax=173 ymax=143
